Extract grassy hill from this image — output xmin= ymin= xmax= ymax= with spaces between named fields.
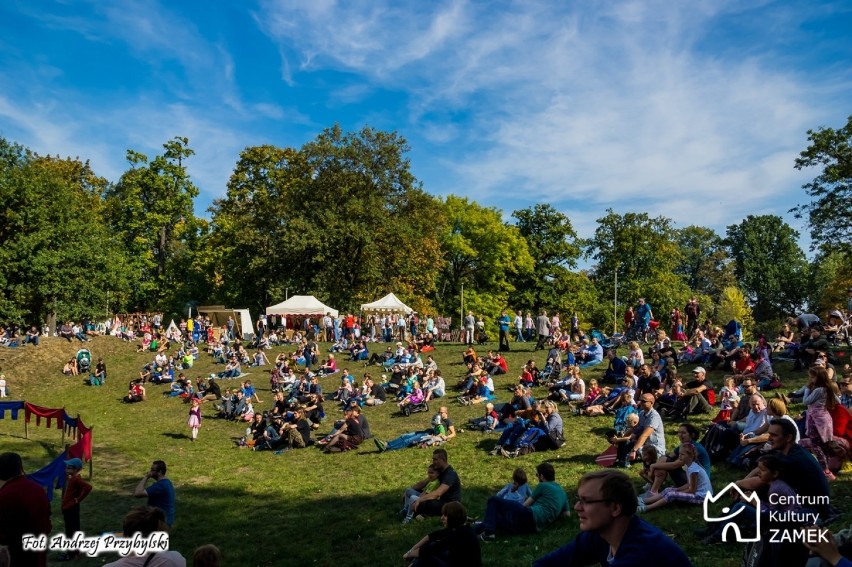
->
xmin=1 ymin=335 xmax=849 ymax=566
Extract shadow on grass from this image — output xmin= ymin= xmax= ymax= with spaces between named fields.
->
xmin=161 ymin=432 xmax=190 ymax=440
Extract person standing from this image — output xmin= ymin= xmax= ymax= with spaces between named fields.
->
xmin=187 ymin=398 xmax=202 ymax=442
xmin=133 ymin=460 xmax=175 ymax=527
xmin=570 ymin=313 xmax=580 ymax=342
xmin=514 ymin=310 xmax=525 ymax=342
xmin=635 ymin=298 xmax=653 ymax=333
xmin=685 ymin=298 xmax=700 ymax=338
xmin=534 ymin=310 xmax=551 ymax=351
xmin=464 ymin=311 xmax=476 ymax=346
xmin=226 ymin=315 xmax=235 ymax=340
xmin=498 ymin=310 xmax=511 ymax=352
xmin=0 ymin=452 xmax=52 ymax=567
xmin=59 ymin=457 xmax=92 ymax=561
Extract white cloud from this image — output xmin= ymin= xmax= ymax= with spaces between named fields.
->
xmin=255 ymin=0 xmax=843 ymax=236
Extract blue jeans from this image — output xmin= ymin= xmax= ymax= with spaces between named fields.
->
xmin=515 ymin=326 xmax=525 ymax=341
xmin=387 ymin=431 xmax=430 ymax=450
xmin=497 ymin=422 xmax=526 ymax=448
xmin=24 ymin=335 xmax=39 ymax=346
xmin=482 ymin=497 xmax=535 ymax=535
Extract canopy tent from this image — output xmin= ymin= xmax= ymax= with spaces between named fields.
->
xmin=360 ymin=293 xmax=413 ymax=315
xmin=266 ymin=295 xmax=338 ymax=318
xmin=197 ymin=306 xmax=255 ymax=341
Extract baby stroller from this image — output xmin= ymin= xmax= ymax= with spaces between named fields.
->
xmin=401 ymin=400 xmax=429 ymax=417
xmin=476 ymin=330 xmax=490 ymax=345
xmin=76 ymin=349 xmax=92 ymax=374
xmin=827 ymin=310 xmax=851 ymax=346
xmin=591 ymin=329 xmax=624 ymax=349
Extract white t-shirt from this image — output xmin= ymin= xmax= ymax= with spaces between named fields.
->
xmin=686 ymin=461 xmax=712 ymax=499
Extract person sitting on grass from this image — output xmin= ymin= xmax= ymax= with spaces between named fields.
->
xmin=401 ymin=464 xmax=441 ymax=524
xmin=474 ymin=461 xmax=569 ymax=541
xmin=63 ymin=358 xmax=79 ymax=377
xmin=323 ymin=405 xmax=365 ymax=453
xmin=643 ymin=422 xmax=710 ymax=498
xmin=218 ymin=355 xmax=241 ymax=379
xmin=471 ymin=402 xmax=500 ymax=432
xmin=403 ymin=501 xmax=481 ymax=567
xmin=423 ymin=370 xmax=446 ymax=402
xmin=123 ymin=381 xmax=146 ymax=404
xmin=533 ymin=470 xmax=691 ymax=566
xmin=407 ymin=449 xmax=462 ymax=519
xmin=637 ymin=443 xmax=712 ymax=512
xmin=459 ymin=373 xmax=494 ymax=406
xmin=496 ymin=468 xmax=533 ymax=504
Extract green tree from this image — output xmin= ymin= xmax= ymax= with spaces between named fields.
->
xmin=792 ymin=114 xmax=852 ymax=255
xmin=715 ymin=286 xmax=755 ymax=339
xmin=206 ymin=145 xmax=306 ymax=312
xmin=0 ymin=139 xmax=133 ymax=322
xmin=104 ymin=137 xmax=202 ymax=311
xmin=207 ymin=126 xmax=443 ymax=313
xmin=436 ymin=196 xmax=533 ymax=318
xmin=674 ymin=225 xmax=736 ymax=302
xmin=724 ymin=215 xmax=808 ymax=321
xmin=510 ymin=204 xmax=582 ymax=311
xmin=586 ymin=209 xmax=689 ymax=317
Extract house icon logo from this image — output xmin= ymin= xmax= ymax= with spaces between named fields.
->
xmin=703 ymin=483 xmax=761 ymax=542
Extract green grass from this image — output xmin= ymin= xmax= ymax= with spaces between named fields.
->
xmin=1 ymin=336 xmax=849 ymax=566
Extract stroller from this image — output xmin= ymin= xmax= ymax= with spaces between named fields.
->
xmin=590 ymin=329 xmax=624 ymax=349
xmin=76 ymin=349 xmax=92 ymax=374
xmin=827 ymin=310 xmax=851 ymax=346
xmin=401 ymin=400 xmax=429 ymax=417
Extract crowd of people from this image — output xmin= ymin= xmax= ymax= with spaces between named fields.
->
xmin=5 ymin=291 xmax=852 ymax=566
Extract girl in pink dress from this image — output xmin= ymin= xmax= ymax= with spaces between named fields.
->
xmin=188 ymin=398 xmax=202 ymax=442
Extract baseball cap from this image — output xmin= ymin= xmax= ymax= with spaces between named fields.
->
xmin=692 ymin=367 xmax=706 ymax=374
xmin=64 ymin=458 xmax=83 ymax=469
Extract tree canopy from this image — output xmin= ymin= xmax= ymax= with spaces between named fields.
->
xmin=1 ymin=113 xmax=845 ymax=333
xmin=793 ymin=114 xmax=852 ymax=255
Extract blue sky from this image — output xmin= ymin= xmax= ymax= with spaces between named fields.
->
xmin=1 ymin=0 xmax=850 ymax=243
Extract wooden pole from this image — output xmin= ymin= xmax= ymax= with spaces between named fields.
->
xmin=88 ymin=425 xmax=94 ymax=481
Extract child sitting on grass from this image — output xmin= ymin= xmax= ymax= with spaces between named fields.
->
xmin=495 ymin=468 xmax=532 ymax=504
xmin=637 ymin=444 xmax=659 ymax=487
xmin=638 ymin=443 xmax=711 ymax=512
xmin=470 ymin=403 xmax=500 ymax=431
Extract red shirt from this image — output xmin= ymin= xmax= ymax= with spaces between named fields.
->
xmin=0 ymin=475 xmax=52 ymax=567
xmin=62 ymin=473 xmax=92 ymax=511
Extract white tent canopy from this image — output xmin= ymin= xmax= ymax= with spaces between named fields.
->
xmin=266 ymin=295 xmax=338 ymax=318
xmin=197 ymin=306 xmax=255 ymax=341
xmin=360 ymin=293 xmax=413 ymax=315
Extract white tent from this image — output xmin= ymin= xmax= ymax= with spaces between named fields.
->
xmin=197 ymin=306 xmax=255 ymax=341
xmin=360 ymin=293 xmax=413 ymax=315
xmin=266 ymin=295 xmax=338 ymax=318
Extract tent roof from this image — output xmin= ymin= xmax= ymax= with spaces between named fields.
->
xmin=266 ymin=295 xmax=338 ymax=318
xmin=360 ymin=293 xmax=413 ymax=315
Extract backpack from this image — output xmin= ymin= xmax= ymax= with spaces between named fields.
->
xmin=514 ymin=427 xmax=545 ymax=455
